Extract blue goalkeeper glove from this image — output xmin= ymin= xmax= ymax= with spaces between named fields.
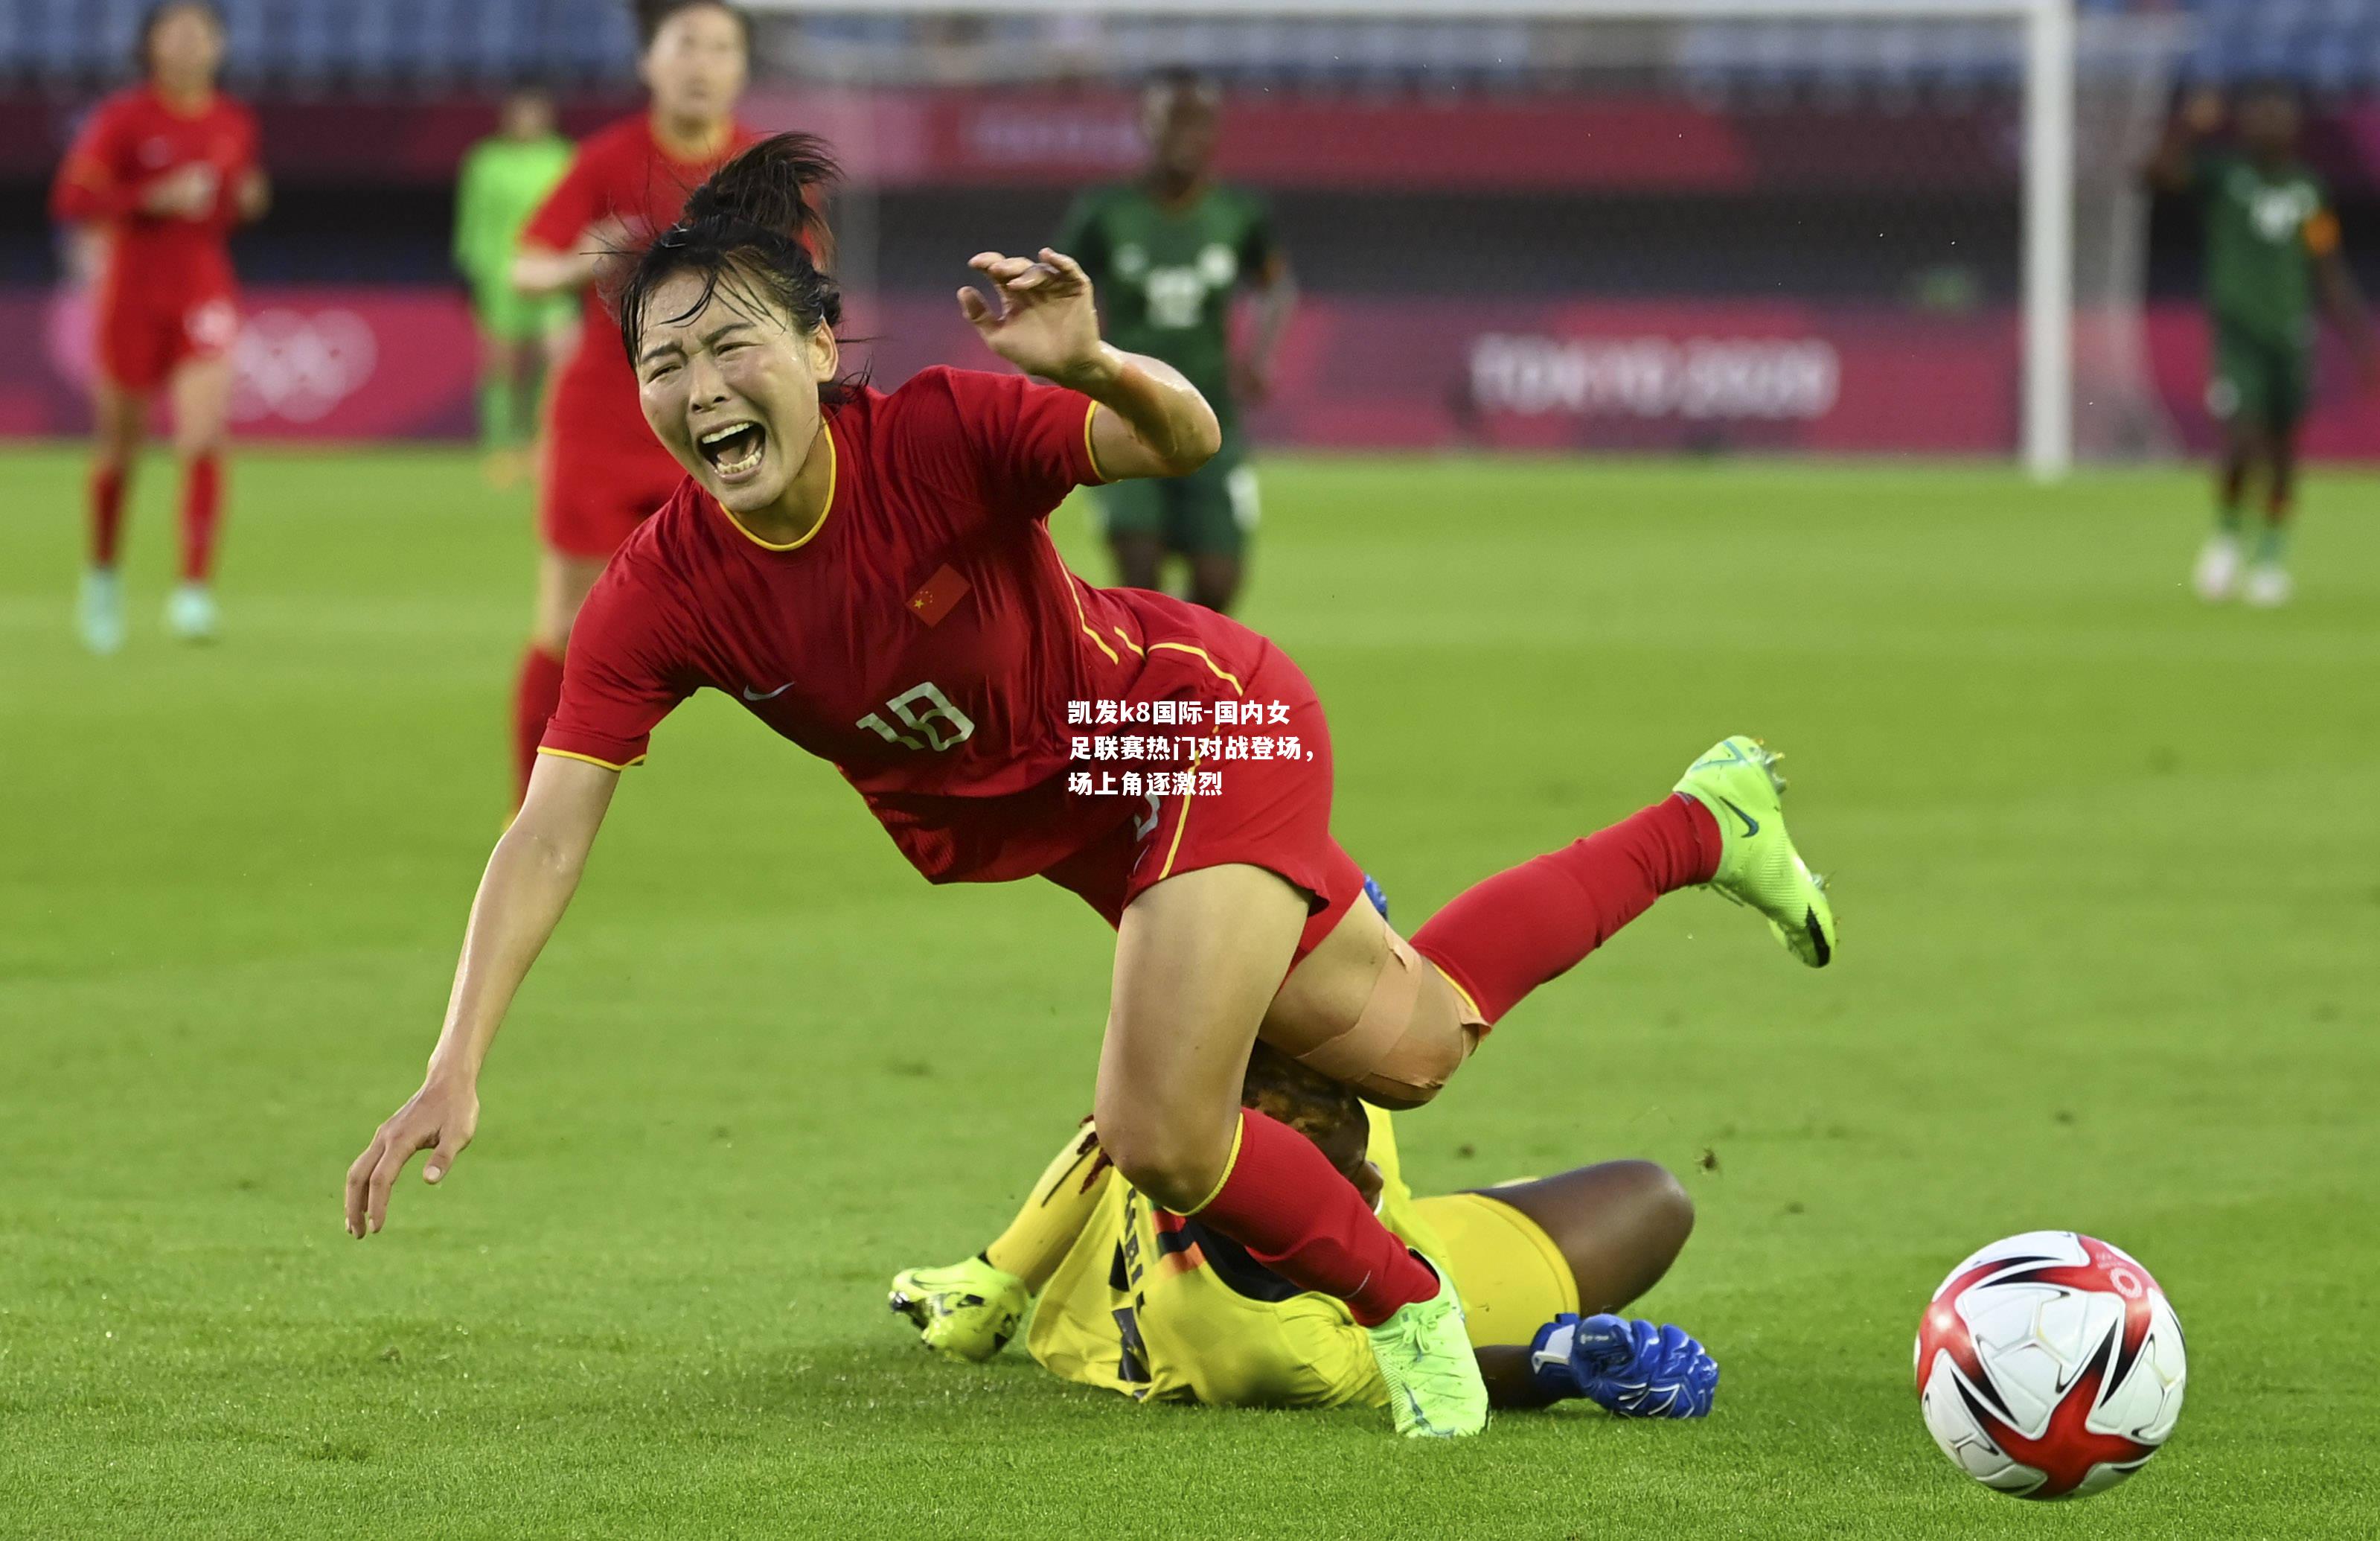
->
xmin=1527 ymin=1312 xmax=1718 ymax=1418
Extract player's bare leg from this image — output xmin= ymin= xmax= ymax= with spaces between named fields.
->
xmin=1100 ymin=862 xmax=1485 ymax=1437
xmin=79 ymin=379 xmax=146 ymax=654
xmin=1186 ymin=549 xmax=1241 ymax=613
xmin=513 ymin=550 xmax=607 ymax=804
xmin=2196 ymin=419 xmax=2262 ymax=602
xmin=478 ymin=331 xmax=534 ymax=488
xmin=2246 ymin=424 xmax=2299 ymax=607
xmin=164 ymin=353 xmax=232 ymax=641
xmin=1260 ymin=896 xmax=1475 ymax=1111
xmin=1106 ymin=528 xmax=1165 ymax=592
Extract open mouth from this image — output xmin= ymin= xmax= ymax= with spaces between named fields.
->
xmin=697 ymin=420 xmax=767 ymax=479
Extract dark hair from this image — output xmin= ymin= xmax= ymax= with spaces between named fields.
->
xmin=137 ymin=0 xmax=223 ymax=74
xmin=635 ymin=0 xmax=750 ymax=50
xmin=1144 ymin=66 xmax=1221 ymax=104
xmin=616 ymin=133 xmax=848 ymax=389
xmin=1240 ymin=1044 xmax=1368 ymax=1178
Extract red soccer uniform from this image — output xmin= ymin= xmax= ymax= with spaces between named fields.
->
xmin=541 ymin=366 xmax=1364 ymax=957
xmin=523 ymin=115 xmax=760 ymax=561
xmin=51 ymin=86 xmax=258 ymax=392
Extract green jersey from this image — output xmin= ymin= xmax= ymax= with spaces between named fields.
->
xmin=453 ymin=133 xmax=575 ymax=291
xmin=1056 ymin=182 xmax=1278 ymax=434
xmin=2196 ymin=153 xmax=2336 ymax=351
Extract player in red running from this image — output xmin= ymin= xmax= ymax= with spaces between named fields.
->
xmin=507 ymin=0 xmax=758 ymax=800
xmin=51 ymin=0 xmax=265 ymax=652
xmin=345 ymin=135 xmax=1838 ymax=1440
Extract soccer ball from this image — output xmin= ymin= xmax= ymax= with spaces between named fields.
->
xmin=1914 ymin=1231 xmax=2187 ymax=1500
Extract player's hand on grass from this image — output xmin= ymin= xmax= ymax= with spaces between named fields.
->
xmin=1529 ymin=1312 xmax=1718 ymax=1418
xmin=959 ymin=249 xmax=1108 ymax=389
xmin=345 ymin=1076 xmax=479 ymax=1237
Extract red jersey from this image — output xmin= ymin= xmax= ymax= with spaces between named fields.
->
xmin=540 ymin=366 xmax=1278 ymax=884
xmin=51 ymin=86 xmax=258 ymax=310
xmin=523 ymin=115 xmax=758 ymax=475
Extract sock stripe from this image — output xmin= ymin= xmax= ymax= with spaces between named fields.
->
xmin=1180 ymin=1111 xmax=1245 ymax=1216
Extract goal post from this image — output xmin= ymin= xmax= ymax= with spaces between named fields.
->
xmin=741 ymin=0 xmax=2180 ymax=481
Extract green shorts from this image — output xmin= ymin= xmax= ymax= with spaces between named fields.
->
xmin=1094 ymin=441 xmax=1259 ymax=559
xmin=473 ymin=279 xmax=575 ymax=344
xmin=2208 ymin=325 xmax=2312 ymax=433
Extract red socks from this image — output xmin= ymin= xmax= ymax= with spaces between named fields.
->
xmin=1193 ymin=1108 xmax=1439 ymax=1327
xmin=512 ymin=645 xmax=567 ymax=801
xmin=179 ymin=453 xmax=222 ymax=582
xmin=1412 ymin=794 xmax=1721 ymax=1026
xmin=90 ymin=464 xmax=127 ymax=568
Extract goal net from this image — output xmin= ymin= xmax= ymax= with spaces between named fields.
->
xmin=738 ymin=0 xmax=2183 ymax=475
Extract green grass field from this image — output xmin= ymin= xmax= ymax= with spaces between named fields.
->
xmin=4 ymin=445 xmax=2377 ymax=1538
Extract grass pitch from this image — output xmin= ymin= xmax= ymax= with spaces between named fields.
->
xmin=2 ymin=445 xmax=2377 ymax=1538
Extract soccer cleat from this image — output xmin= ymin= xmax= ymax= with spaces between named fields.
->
xmin=2192 ymin=534 xmax=2243 ymax=602
xmin=1529 ymin=1312 xmax=1719 ymax=1419
xmin=1366 ymin=1257 xmax=1488 ymax=1438
xmin=2243 ymin=562 xmax=2292 ymax=609
xmin=889 ymin=1256 xmax=1030 ymax=1362
xmin=164 ymin=581 xmax=218 ymax=642
xmin=1674 ymin=736 xmax=1835 ymax=968
xmin=78 ymin=568 xmax=124 ymax=655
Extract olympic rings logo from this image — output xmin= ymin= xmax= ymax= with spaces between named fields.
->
xmin=231 ymin=307 xmax=379 ymax=424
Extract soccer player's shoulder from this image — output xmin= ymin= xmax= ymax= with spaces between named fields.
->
xmin=575 ymin=115 xmax=650 ymax=168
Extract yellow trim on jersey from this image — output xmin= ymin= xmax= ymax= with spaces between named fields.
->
xmin=535 ymin=745 xmax=645 ymax=771
xmin=1082 ymin=401 xmax=1110 ymax=485
xmin=1180 ymin=1108 xmax=1245 ymax=1216
xmin=1148 ymin=642 xmax=1244 ymax=695
xmin=717 ymin=423 xmax=838 ymax=552
xmin=1066 ymin=572 xmax=1121 ymax=665
xmin=1110 ymin=625 xmax=1145 ymax=657
xmin=1155 ymin=744 xmax=1204 ymax=882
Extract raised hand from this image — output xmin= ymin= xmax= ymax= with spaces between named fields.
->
xmin=957 ymin=249 xmax=1109 ymax=388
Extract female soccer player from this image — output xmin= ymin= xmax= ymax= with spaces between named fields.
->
xmin=51 ymin=0 xmax=266 ymax=653
xmin=345 ymin=134 xmax=1837 ymax=1440
xmin=452 ymin=85 xmax=575 ymax=484
xmin=507 ymin=0 xmax=756 ymax=798
xmin=892 ymin=1044 xmax=1719 ymax=1418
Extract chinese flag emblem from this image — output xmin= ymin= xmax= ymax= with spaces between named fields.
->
xmin=907 ymin=564 xmax=971 ymax=627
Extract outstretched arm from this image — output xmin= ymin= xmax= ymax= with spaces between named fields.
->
xmin=343 ymin=753 xmax=619 ymax=1237
xmin=959 ymin=247 xmax=1223 ymax=480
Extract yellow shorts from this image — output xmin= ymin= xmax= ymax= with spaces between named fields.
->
xmin=1412 ymin=1191 xmax=1580 ymax=1347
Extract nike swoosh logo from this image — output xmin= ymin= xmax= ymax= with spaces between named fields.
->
xmin=742 ymin=682 xmax=793 ymax=701
xmin=1715 ymin=795 xmax=1760 ymax=839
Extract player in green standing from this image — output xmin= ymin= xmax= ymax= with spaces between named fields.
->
xmin=454 ymin=86 xmax=577 ymax=485
xmin=2150 ymin=83 xmax=2375 ymax=608
xmin=1056 ymin=69 xmax=1294 ymax=613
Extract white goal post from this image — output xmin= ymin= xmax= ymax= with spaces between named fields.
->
xmin=746 ymin=0 xmax=2085 ymax=480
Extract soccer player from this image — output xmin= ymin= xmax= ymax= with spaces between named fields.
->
xmin=2149 ymin=83 xmax=2376 ymax=607
xmin=1055 ymin=70 xmax=1293 ymax=613
xmin=891 ymin=1043 xmax=1719 ymax=1420
xmin=344 ymin=134 xmax=1835 ymax=1441
xmin=452 ymin=85 xmax=576 ymax=485
xmin=507 ymin=0 xmax=757 ymax=800
xmin=51 ymin=0 xmax=266 ymax=652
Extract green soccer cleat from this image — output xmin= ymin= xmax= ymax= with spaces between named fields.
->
xmin=1674 ymin=736 xmax=1836 ymax=969
xmin=1366 ymin=1258 xmax=1488 ymax=1439
xmin=889 ymin=1256 xmax=1030 ymax=1363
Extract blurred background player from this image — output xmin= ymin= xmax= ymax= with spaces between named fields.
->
xmin=51 ymin=0 xmax=266 ymax=653
xmin=890 ymin=1044 xmax=1718 ymax=1420
xmin=506 ymin=0 xmax=756 ymax=801
xmin=1055 ymin=68 xmax=1293 ymax=614
xmin=2150 ymin=83 xmax=2375 ymax=609
xmin=452 ymin=85 xmax=577 ymax=488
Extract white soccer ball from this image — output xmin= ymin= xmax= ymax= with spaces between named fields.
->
xmin=1913 ymin=1231 xmax=2187 ymax=1500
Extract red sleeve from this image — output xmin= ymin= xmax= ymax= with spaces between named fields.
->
xmin=538 ymin=561 xmax=697 ymax=770
xmin=522 ymin=140 xmax=606 ymax=254
xmin=897 ymin=366 xmax=1102 ymax=522
xmin=51 ymin=98 xmax=136 ymax=223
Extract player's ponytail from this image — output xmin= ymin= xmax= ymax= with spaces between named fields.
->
xmin=616 ymin=133 xmax=853 ymax=398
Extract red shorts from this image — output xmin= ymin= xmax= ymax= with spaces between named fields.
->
xmin=99 ymin=292 xmax=237 ymax=392
xmin=1039 ymin=640 xmax=1368 ymax=973
xmin=539 ymin=436 xmax=682 ymax=561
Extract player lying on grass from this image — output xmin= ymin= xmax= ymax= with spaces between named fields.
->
xmin=345 ymin=132 xmax=1834 ymax=1440
xmin=892 ymin=1042 xmax=1718 ymax=1420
